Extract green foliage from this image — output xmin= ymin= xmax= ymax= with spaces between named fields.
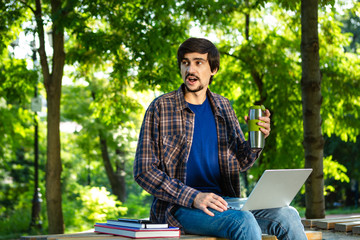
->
xmin=0 ymin=0 xmax=29 ymax=53
xmin=123 ymin=191 xmax=152 ymax=219
xmin=0 ymin=58 xmax=37 ymax=104
xmin=0 ymin=57 xmax=38 ymax=159
xmin=325 ymin=135 xmax=360 ymax=178
xmin=63 ymin=185 xmax=127 ymax=232
xmin=62 ymin=184 xmax=151 ymax=232
xmin=320 ymin=6 xmax=360 ymax=143
xmin=0 ymin=207 xmax=31 ymax=239
xmin=341 ymin=2 xmax=360 ymax=53
xmin=0 ymin=187 xmax=46 ymax=238
xmin=323 ymin=134 xmax=360 ymax=207
xmin=323 ymin=155 xmax=350 ymax=195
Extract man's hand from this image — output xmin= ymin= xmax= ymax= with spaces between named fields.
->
xmin=244 ymin=109 xmax=271 ymax=138
xmin=193 ymin=192 xmax=228 ymax=217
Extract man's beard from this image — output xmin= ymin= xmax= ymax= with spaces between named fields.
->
xmin=184 ymin=83 xmax=204 ymax=93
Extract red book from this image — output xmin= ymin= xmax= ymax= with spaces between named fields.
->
xmin=94 ymin=223 xmax=180 ymax=239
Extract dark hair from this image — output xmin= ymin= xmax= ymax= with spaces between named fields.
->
xmin=177 ymin=38 xmax=220 ymax=84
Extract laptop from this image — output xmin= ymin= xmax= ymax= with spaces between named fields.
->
xmin=226 ymin=169 xmax=312 ymax=211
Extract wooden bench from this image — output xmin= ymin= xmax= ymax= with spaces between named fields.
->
xmin=20 ymin=230 xmax=321 ymax=240
xmin=302 ymin=215 xmax=360 ymax=235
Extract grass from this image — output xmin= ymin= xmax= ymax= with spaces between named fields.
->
xmin=0 ymin=233 xmax=22 ymax=240
xmin=296 ymin=205 xmax=360 ymax=219
xmin=325 ymin=206 xmax=360 ymax=216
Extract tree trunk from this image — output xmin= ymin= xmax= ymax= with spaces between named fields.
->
xmin=115 ymin=147 xmax=127 ymax=202
xmin=90 ymin=89 xmax=127 ymax=202
xmin=46 ymin=83 xmax=64 ymax=234
xmin=301 ymin=0 xmax=325 ymax=219
xmin=34 ymin=0 xmax=66 ymax=233
xmin=99 ymin=131 xmax=127 ymax=203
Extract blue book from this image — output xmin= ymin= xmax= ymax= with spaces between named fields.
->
xmin=107 ymin=218 xmax=168 ymax=229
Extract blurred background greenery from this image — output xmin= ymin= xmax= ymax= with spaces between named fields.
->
xmin=1 ymin=0 xmax=359 ymax=239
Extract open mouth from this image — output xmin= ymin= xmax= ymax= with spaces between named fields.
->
xmin=186 ymin=74 xmax=199 ymax=84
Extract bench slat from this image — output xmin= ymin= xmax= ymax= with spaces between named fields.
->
xmin=304 ymin=230 xmax=322 ymax=240
xmin=302 ymin=215 xmax=360 ymax=228
xmin=334 ymin=221 xmax=360 ymax=232
xmin=314 ymin=217 xmax=360 ymax=230
xmin=352 ymin=225 xmax=360 ymax=234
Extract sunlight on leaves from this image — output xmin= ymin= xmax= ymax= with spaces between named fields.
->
xmin=324 ymin=155 xmax=350 ymax=196
xmin=77 ymin=186 xmax=127 ymax=222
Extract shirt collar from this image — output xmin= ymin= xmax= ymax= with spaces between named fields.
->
xmin=175 ymin=84 xmax=223 ymax=118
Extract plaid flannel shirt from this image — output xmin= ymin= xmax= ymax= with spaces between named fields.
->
xmin=134 ymin=84 xmax=261 ymax=229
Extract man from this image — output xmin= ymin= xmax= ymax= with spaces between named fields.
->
xmin=134 ymin=37 xmax=307 ymax=240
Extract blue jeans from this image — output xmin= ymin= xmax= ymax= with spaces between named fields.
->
xmin=174 ymin=205 xmax=307 ymax=240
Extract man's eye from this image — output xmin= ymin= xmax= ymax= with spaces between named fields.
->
xmin=196 ymin=61 xmax=202 ymax=65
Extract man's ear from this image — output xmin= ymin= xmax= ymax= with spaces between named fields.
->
xmin=211 ymin=68 xmax=218 ymax=75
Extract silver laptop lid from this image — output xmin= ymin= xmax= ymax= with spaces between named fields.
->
xmin=241 ymin=169 xmax=312 ymax=211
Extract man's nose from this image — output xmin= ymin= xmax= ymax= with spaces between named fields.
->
xmin=187 ymin=62 xmax=196 ymax=73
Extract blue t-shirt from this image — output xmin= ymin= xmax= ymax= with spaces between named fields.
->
xmin=186 ymin=97 xmax=222 ymax=194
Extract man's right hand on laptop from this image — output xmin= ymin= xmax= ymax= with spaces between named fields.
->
xmin=193 ymin=192 xmax=228 ymax=216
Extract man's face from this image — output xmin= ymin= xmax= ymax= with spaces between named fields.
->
xmin=180 ymin=52 xmax=217 ymax=93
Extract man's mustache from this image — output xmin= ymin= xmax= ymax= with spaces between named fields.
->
xmin=186 ymin=73 xmax=199 ymax=80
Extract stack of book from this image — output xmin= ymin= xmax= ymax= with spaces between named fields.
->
xmin=94 ymin=218 xmax=180 ymax=238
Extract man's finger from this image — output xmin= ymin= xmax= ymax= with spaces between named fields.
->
xmin=203 ymin=207 xmax=215 ymax=217
xmin=209 ymin=202 xmax=227 ymax=212
xmin=215 ymin=196 xmax=228 ymax=210
xmin=244 ymin=115 xmax=249 ymax=123
xmin=265 ymin=109 xmax=271 ymax=117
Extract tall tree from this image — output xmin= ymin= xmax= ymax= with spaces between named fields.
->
xmin=21 ymin=0 xmax=69 ymax=233
xmin=301 ymin=0 xmax=325 ymax=219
